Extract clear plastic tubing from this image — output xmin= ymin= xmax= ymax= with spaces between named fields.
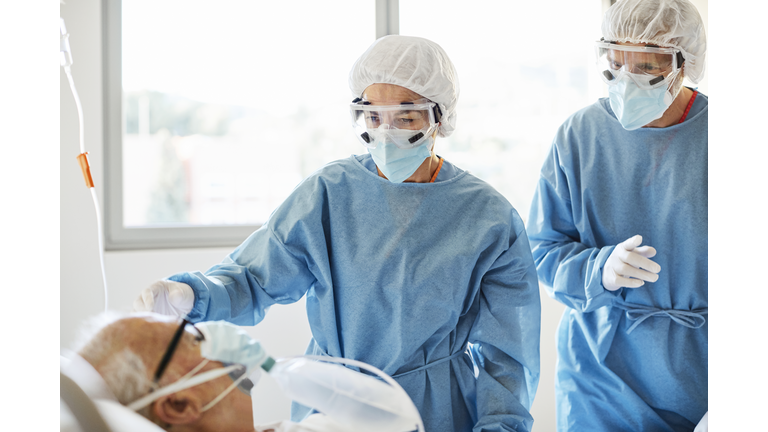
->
xmin=62 ymin=17 xmax=109 ymax=311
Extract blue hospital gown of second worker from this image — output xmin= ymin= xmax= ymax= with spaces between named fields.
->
xmin=167 ymin=154 xmax=542 ymax=432
xmin=528 ymin=91 xmax=708 ymax=432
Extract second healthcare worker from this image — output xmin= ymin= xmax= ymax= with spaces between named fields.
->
xmin=527 ymin=0 xmax=708 ymax=431
xmin=135 ymin=35 xmax=542 ymax=432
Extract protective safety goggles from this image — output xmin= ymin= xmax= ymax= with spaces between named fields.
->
xmin=595 ymin=40 xmax=684 ymax=90
xmin=350 ymin=98 xmax=440 ymax=149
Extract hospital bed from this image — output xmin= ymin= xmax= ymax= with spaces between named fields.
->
xmin=61 ymin=351 xmax=423 ymax=432
xmin=61 ymin=370 xmax=164 ymax=432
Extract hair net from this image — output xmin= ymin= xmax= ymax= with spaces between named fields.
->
xmin=349 ymin=35 xmax=460 ymax=138
xmin=602 ymin=0 xmax=706 ymax=83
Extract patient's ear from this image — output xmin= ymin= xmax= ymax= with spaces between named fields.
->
xmin=152 ymin=392 xmax=203 ymax=425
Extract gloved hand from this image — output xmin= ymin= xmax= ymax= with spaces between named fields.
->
xmin=602 ymin=235 xmax=661 ymax=291
xmin=132 ymin=280 xmax=195 ymax=317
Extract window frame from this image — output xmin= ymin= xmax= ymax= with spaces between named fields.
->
xmin=102 ymin=0 xmax=398 ymax=250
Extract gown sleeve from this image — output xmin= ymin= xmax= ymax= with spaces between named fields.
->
xmin=167 ymin=224 xmax=317 ymax=325
xmin=469 ymin=218 xmax=541 ymax=432
xmin=526 ymin=140 xmax=620 ymax=313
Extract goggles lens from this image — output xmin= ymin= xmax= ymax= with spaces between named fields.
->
xmin=595 ymin=41 xmax=681 ymax=89
xmin=350 ymin=100 xmax=438 ymax=149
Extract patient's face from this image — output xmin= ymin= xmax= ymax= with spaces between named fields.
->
xmin=184 ymin=358 xmax=256 ymax=432
xmin=146 ymin=316 xmax=256 ymax=432
xmin=85 ymin=314 xmax=257 ymax=432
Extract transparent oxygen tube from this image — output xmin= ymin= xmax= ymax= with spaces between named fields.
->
xmin=261 ymin=355 xmax=424 ymax=432
xmin=61 ymin=17 xmax=109 ymax=311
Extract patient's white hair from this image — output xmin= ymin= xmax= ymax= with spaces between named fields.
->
xmin=74 ymin=312 xmax=155 ymax=418
xmin=93 ymin=348 xmax=153 ymax=407
xmin=70 ymin=310 xmax=125 ymax=353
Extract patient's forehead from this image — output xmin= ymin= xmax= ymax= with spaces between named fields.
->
xmin=111 ymin=315 xmax=203 ymax=365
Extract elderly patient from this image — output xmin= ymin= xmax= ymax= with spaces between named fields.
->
xmin=63 ymin=313 xmax=332 ymax=432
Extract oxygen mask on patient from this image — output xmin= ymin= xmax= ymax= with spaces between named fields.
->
xmin=132 ymin=320 xmax=424 ymax=431
xmin=126 ymin=320 xmax=264 ymax=412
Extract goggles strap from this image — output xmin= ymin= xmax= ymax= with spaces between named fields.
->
xmin=180 ymin=359 xmax=209 ymax=381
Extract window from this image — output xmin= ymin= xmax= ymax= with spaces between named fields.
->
xmin=105 ymin=0 xmax=601 ymax=249
xmin=399 ymin=0 xmax=604 ymax=221
xmin=104 ymin=0 xmax=376 ymax=249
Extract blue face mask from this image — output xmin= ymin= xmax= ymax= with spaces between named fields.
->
xmin=608 ymin=75 xmax=674 ymax=130
xmin=368 ymin=136 xmax=433 ymax=183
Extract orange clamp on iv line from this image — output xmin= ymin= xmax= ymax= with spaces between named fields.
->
xmin=77 ymin=152 xmax=95 ymax=188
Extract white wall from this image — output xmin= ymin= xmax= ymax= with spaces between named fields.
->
xmin=60 ymin=1 xmax=707 ymax=430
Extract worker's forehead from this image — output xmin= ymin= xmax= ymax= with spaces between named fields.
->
xmin=363 ymin=84 xmax=424 ymax=104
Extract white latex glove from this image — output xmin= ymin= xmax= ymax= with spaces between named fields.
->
xmin=602 ymin=235 xmax=661 ymax=291
xmin=132 ymin=280 xmax=195 ymax=317
xmin=693 ymin=411 xmax=708 ymax=432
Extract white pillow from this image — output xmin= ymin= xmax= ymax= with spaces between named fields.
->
xmin=93 ymin=399 xmax=166 ymax=432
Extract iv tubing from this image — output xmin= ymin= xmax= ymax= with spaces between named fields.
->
xmin=64 ymin=64 xmax=109 ymax=312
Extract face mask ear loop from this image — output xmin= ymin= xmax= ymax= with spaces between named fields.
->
xmin=127 ymin=363 xmax=241 ymax=411
xmin=149 ymin=359 xmax=209 ymax=394
xmin=180 ymin=359 xmax=209 ymax=381
xmin=201 ymin=367 xmax=249 ymax=412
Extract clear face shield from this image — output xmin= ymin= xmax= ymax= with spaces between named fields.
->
xmin=595 ymin=41 xmax=684 ymax=90
xmin=350 ymin=98 xmax=440 ymax=149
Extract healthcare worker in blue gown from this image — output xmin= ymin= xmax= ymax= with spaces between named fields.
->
xmin=526 ymin=0 xmax=708 ymax=431
xmin=134 ymin=35 xmax=542 ymax=432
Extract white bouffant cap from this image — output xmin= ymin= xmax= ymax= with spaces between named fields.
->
xmin=349 ymin=35 xmax=460 ymax=137
xmin=602 ymin=0 xmax=707 ymax=83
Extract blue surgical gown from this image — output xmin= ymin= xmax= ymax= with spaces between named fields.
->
xmin=169 ymin=154 xmax=542 ymax=432
xmin=527 ymin=92 xmax=708 ymax=432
